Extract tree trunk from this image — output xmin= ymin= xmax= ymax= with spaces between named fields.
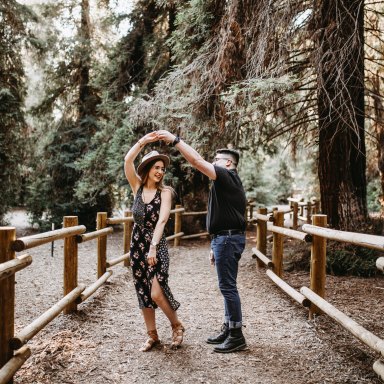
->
xmin=372 ymin=72 xmax=384 ymax=216
xmin=314 ymin=0 xmax=367 ymax=229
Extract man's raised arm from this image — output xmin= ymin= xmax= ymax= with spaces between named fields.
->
xmin=157 ymin=130 xmax=217 ymax=180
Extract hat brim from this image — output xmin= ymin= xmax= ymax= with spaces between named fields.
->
xmin=137 ymin=154 xmax=170 ymax=175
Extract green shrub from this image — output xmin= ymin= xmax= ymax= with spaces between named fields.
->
xmin=326 ymin=243 xmax=379 ymax=277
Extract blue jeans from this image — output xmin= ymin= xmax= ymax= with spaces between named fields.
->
xmin=211 ymin=234 xmax=246 ymax=329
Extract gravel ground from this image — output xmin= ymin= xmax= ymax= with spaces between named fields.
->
xmin=7 ymin=227 xmax=384 ymax=384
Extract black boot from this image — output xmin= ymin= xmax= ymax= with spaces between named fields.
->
xmin=206 ymin=323 xmax=229 ymax=344
xmin=213 ymin=327 xmax=246 ymax=353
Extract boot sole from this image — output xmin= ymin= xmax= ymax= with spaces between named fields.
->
xmin=213 ymin=343 xmax=247 ymax=353
xmin=206 ymin=339 xmax=226 ymax=345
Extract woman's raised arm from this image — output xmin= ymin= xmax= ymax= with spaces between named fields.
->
xmin=124 ymin=132 xmax=158 ymax=194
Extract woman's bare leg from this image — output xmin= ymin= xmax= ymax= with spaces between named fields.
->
xmin=151 ymin=277 xmax=179 ymax=325
xmin=141 ymin=307 xmax=156 ymax=331
xmin=151 ymin=277 xmax=185 ymax=348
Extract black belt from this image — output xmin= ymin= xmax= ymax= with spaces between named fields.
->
xmin=210 ymin=229 xmax=245 ymax=239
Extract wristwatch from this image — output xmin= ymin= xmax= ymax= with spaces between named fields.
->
xmin=172 ymin=135 xmax=181 ymax=146
xmin=150 ymin=239 xmax=158 ymax=247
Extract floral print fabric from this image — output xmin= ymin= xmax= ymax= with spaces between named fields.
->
xmin=130 ymin=186 xmax=180 ymax=311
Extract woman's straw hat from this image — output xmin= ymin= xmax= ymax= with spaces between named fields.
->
xmin=137 ymin=150 xmax=170 ymax=175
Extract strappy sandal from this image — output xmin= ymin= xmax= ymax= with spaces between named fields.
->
xmin=171 ymin=323 xmax=185 ymax=349
xmin=140 ymin=329 xmax=160 ymax=352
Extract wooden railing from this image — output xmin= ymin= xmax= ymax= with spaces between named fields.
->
xmin=246 ymin=197 xmax=320 ymax=230
xmin=252 ymin=210 xmax=384 ymax=380
xmin=2 ymin=202 xmax=383 ymax=381
xmin=0 ymin=204 xmax=212 ymax=383
xmin=0 ymin=221 xmax=87 ymax=383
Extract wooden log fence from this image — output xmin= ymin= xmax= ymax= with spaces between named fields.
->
xmin=247 ymin=197 xmax=320 ymax=231
xmin=11 ymin=225 xmax=86 ymax=252
xmin=0 ymin=255 xmax=32 ymax=282
xmin=252 ymin=211 xmax=384 ymax=379
xmin=76 ymin=271 xmax=113 ymax=304
xmin=0 ymin=204 xmax=216 ymax=382
xmin=10 ymin=285 xmax=86 ymax=350
xmin=2 ymin=201 xmax=383 ymax=381
xmin=0 ymin=346 xmax=31 ymax=384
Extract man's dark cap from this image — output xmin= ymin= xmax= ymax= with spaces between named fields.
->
xmin=216 ymin=148 xmax=240 ymax=164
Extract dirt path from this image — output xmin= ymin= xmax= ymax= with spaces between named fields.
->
xmin=11 ymin=231 xmax=384 ymax=383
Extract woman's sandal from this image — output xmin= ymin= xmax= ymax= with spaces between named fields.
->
xmin=171 ymin=322 xmax=185 ymax=349
xmin=140 ymin=329 xmax=160 ymax=352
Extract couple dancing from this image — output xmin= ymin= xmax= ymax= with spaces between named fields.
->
xmin=124 ymin=130 xmax=247 ymax=353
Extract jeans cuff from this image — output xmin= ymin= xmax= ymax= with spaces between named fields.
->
xmin=228 ymin=321 xmax=242 ymax=329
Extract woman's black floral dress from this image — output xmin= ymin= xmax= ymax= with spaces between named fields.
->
xmin=130 ymin=186 xmax=180 ymax=311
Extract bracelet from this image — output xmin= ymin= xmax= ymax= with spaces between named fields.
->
xmin=172 ymin=136 xmax=181 ymax=146
xmin=150 ymin=239 xmax=158 ymax=247
xmin=138 ymin=139 xmax=144 ymax=148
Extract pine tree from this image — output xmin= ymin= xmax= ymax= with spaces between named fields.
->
xmin=26 ymin=0 xmax=112 ymax=230
xmin=0 ymin=1 xmax=36 ymax=224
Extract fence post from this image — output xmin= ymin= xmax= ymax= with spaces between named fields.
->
xmin=309 ymin=214 xmax=327 ymax=319
xmin=313 ymin=199 xmax=320 ymax=214
xmin=0 ymin=227 xmax=16 ymax=380
xmin=63 ymin=216 xmax=78 ymax=314
xmin=292 ymin=202 xmax=298 ymax=230
xmin=256 ymin=208 xmax=267 ymax=268
xmin=97 ymin=212 xmax=108 ymax=278
xmin=306 ymin=202 xmax=312 ymax=224
xmin=123 ymin=210 xmax=132 ymax=268
xmin=272 ymin=211 xmax=284 ymax=277
xmin=249 ymin=203 xmax=254 ymax=222
xmin=299 ymin=200 xmax=304 ymax=216
xmin=174 ymin=204 xmax=182 ymax=247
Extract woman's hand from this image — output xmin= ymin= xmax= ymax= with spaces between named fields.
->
xmin=157 ymin=130 xmax=176 ymax=144
xmin=147 ymin=247 xmax=157 ymax=266
xmin=141 ymin=131 xmax=159 ymax=146
xmin=209 ymin=249 xmax=215 ymax=266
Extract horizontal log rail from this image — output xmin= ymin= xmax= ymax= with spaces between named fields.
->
xmin=106 ymin=253 xmax=130 ymax=268
xmin=251 ymin=247 xmax=273 ymax=268
xmin=166 ymin=232 xmax=184 ymax=241
xmin=0 ymin=346 xmax=31 ymax=384
xmin=12 ymin=225 xmax=86 ymax=252
xmin=76 ymin=272 xmax=113 ymax=304
xmin=373 ymin=359 xmax=384 ymax=381
xmin=254 ymin=213 xmax=272 ymax=222
xmin=182 ymin=211 xmax=207 ymax=216
xmin=299 ymin=201 xmax=314 ymax=207
xmin=287 ymin=197 xmax=301 ymax=203
xmin=106 ymin=217 xmax=133 ymax=225
xmin=377 ymin=257 xmax=384 ymax=272
xmin=267 ymin=223 xmax=312 ymax=242
xmin=0 ymin=254 xmax=32 ymax=281
xmin=300 ymin=287 xmax=384 ymax=357
xmin=302 ymin=224 xmax=384 ymax=251
xmin=170 ymin=207 xmax=185 ymax=214
xmin=181 ymin=232 xmax=209 ymax=239
xmin=266 ymin=270 xmax=310 ymax=307
xmin=10 ymin=284 xmax=86 ymax=350
xmin=76 ymin=227 xmax=113 ymax=243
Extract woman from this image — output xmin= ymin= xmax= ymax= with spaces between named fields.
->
xmin=124 ymin=131 xmax=184 ymax=351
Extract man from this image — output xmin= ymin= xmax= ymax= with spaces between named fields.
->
xmin=156 ymin=130 xmax=247 ymax=353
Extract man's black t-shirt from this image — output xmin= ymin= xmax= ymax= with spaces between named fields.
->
xmin=206 ymin=165 xmax=247 ymax=234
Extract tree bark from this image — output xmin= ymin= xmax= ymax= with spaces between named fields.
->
xmin=372 ymin=72 xmax=384 ymax=215
xmin=314 ymin=0 xmax=367 ymax=229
